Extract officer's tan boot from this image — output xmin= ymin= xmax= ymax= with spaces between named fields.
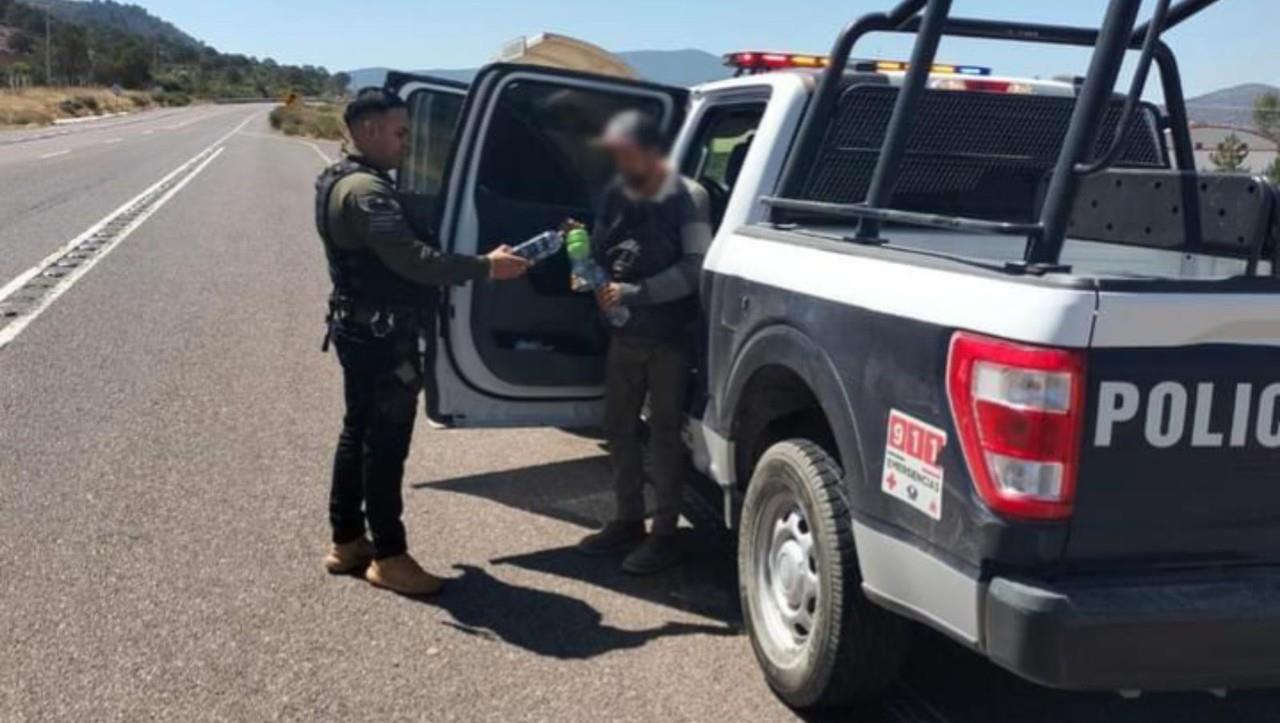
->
xmin=365 ymin=554 xmax=445 ymax=597
xmin=324 ymin=537 xmax=373 ymax=575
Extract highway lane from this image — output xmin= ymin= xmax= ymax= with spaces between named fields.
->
xmin=0 ymin=106 xmax=191 ymax=147
xmin=3 ymin=114 xmax=1280 ymax=721
xmin=0 ymin=104 xmax=265 ymax=285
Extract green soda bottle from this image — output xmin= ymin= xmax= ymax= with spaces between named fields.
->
xmin=566 ymin=228 xmax=592 ymax=264
xmin=566 ymin=227 xmax=628 ymax=327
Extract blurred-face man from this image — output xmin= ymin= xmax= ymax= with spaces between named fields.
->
xmin=575 ymin=111 xmax=713 ymax=575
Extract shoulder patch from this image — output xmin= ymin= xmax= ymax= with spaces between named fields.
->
xmin=356 ymin=193 xmax=403 ymax=215
xmin=353 ymin=186 xmax=408 ymax=238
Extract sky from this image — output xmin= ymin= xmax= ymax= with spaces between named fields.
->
xmin=132 ymin=0 xmax=1276 ymax=97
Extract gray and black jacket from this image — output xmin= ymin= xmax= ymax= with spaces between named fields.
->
xmin=591 ymin=172 xmax=712 ymax=342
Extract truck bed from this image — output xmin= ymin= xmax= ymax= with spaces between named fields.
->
xmin=788 ymin=225 xmax=1272 ymax=281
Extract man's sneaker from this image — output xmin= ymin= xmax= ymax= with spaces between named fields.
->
xmin=622 ymin=533 xmax=682 ymax=575
xmin=323 ymin=537 xmax=373 ymax=575
xmin=576 ymin=520 xmax=646 ymax=557
xmin=365 ymin=554 xmax=445 ymax=596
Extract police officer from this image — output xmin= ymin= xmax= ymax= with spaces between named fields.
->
xmin=317 ymin=88 xmax=528 ymax=596
xmin=575 ymin=110 xmax=712 ymax=574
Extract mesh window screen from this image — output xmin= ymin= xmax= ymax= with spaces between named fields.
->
xmin=796 ymin=85 xmax=1166 ymax=221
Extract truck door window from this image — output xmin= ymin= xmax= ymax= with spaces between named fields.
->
xmin=681 ymin=103 xmax=767 ymax=231
xmin=475 ymin=80 xmax=664 ymax=215
xmin=464 ymin=79 xmax=667 ymax=388
xmin=399 ymin=89 xmax=465 ymax=237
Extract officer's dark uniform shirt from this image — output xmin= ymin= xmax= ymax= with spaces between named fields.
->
xmin=320 ymin=155 xmax=489 ymax=292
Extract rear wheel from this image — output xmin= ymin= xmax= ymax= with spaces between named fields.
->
xmin=738 ymin=440 xmax=910 ymax=709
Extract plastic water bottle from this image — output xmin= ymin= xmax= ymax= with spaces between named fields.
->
xmin=511 ymin=230 xmax=565 ymax=264
xmin=566 ymin=228 xmax=629 ymax=328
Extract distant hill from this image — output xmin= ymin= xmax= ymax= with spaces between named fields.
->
xmin=346 ymin=66 xmax=473 ymax=90
xmin=1186 ymin=83 xmax=1280 ymax=128
xmin=1 ymin=0 xmax=334 ymax=97
xmin=618 ymin=49 xmax=730 ymax=86
xmin=19 ymin=0 xmax=199 ymax=48
xmin=346 ymin=48 xmax=730 ymax=91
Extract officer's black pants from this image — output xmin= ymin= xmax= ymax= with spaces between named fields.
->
xmin=329 ymin=324 xmax=422 ymax=560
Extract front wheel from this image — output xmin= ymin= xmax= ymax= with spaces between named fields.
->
xmin=738 ymin=440 xmax=910 ymax=709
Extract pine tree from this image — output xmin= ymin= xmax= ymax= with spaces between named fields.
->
xmin=1210 ymin=133 xmax=1250 ymax=173
xmin=1266 ymin=157 xmax=1280 ymax=186
xmin=1254 ymin=93 xmax=1280 ymax=185
xmin=1255 ymin=92 xmax=1280 ymax=144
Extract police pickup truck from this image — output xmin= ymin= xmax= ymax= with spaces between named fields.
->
xmin=386 ymin=0 xmax=1280 ymax=710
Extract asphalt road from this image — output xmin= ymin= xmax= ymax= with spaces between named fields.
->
xmin=2 ymin=106 xmax=1280 ymax=722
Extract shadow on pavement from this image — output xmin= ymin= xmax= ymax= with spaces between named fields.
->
xmin=491 ymin=536 xmax=739 ymax=625
xmin=417 ymin=456 xmax=742 ymax=625
xmin=414 ymin=564 xmax=733 ymax=660
xmin=418 ymin=455 xmax=1280 ymax=720
xmin=414 ymin=456 xmax=613 ymax=531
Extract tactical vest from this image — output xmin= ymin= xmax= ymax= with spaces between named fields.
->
xmin=314 ymin=158 xmax=431 ymax=310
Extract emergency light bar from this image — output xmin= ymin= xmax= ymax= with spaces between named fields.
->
xmin=853 ymin=60 xmax=991 ymax=76
xmin=724 ymin=52 xmax=829 ymax=71
xmin=724 ymin=51 xmax=991 ymax=77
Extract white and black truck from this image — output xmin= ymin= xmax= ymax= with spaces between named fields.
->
xmin=384 ymin=0 xmax=1280 ymax=710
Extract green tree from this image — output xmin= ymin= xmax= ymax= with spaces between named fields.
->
xmin=1266 ymin=157 xmax=1280 ymax=185
xmin=54 ymin=23 xmax=92 ymax=85
xmin=329 ymin=71 xmax=351 ymax=98
xmin=1210 ymin=133 xmax=1250 ymax=173
xmin=6 ymin=60 xmax=33 ymax=89
xmin=1255 ymin=92 xmax=1280 ymax=143
xmin=9 ymin=29 xmax=35 ymax=54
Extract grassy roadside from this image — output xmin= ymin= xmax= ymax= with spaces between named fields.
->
xmin=0 ymin=86 xmax=193 ymax=128
xmin=268 ymin=102 xmax=346 ymax=142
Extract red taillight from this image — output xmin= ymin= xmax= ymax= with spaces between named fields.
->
xmin=946 ymin=332 xmax=1086 ymax=521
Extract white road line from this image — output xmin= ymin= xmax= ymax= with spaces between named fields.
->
xmin=0 ymin=111 xmax=260 ymax=350
xmin=236 ymin=130 xmax=334 ymax=164
xmin=0 ymin=149 xmax=225 ymax=351
xmin=103 ymin=138 xmax=123 ymax=145
xmin=301 ymin=139 xmax=333 ymax=164
xmin=143 ymin=129 xmax=155 ymax=135
xmin=163 ymin=115 xmax=208 ymax=131
xmin=40 ymin=149 xmax=70 ymax=159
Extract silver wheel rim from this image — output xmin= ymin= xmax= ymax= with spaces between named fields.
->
xmin=752 ymin=489 xmax=819 ymax=666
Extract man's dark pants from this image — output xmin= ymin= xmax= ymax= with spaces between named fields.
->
xmin=328 ymin=322 xmax=422 ymax=559
xmin=604 ymin=334 xmax=689 ymax=535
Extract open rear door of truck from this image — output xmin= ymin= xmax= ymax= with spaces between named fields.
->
xmin=426 ymin=64 xmax=688 ymax=427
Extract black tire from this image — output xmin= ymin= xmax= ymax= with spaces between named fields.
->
xmin=738 ymin=439 xmax=911 ymax=709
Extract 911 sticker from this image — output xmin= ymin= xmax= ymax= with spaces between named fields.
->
xmin=882 ymin=410 xmax=947 ymax=520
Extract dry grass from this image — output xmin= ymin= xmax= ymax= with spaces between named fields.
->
xmin=0 ymin=87 xmax=155 ymax=128
xmin=269 ymin=102 xmax=346 ymax=141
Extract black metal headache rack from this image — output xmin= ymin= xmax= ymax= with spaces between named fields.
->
xmin=762 ymin=0 xmax=1280 ymax=277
